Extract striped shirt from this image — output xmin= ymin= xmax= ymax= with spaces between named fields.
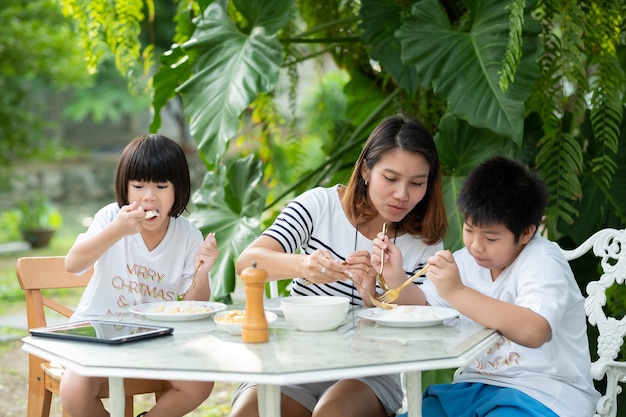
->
xmin=263 ymin=185 xmax=442 ymax=305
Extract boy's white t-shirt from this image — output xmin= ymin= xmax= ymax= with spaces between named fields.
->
xmin=70 ymin=203 xmax=204 ymax=321
xmin=420 ymin=234 xmax=600 ymax=416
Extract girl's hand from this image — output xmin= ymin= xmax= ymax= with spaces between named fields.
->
xmin=195 ymin=232 xmax=219 ymax=272
xmin=114 ymin=201 xmax=147 ymax=236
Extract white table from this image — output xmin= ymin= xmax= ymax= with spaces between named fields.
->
xmin=21 ymin=307 xmax=499 ymax=417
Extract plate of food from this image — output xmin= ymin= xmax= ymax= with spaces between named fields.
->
xmin=358 ymin=305 xmax=459 ymax=328
xmin=129 ymin=301 xmax=227 ymax=321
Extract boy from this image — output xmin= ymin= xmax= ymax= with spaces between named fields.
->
xmin=374 ymin=156 xmax=599 ymax=416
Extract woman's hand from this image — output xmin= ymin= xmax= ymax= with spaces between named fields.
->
xmin=371 ymin=233 xmax=405 ymax=281
xmin=301 ymin=249 xmax=349 ymax=284
xmin=343 ymin=250 xmax=377 ymax=294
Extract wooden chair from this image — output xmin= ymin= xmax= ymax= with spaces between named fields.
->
xmin=558 ymin=228 xmax=626 ymax=417
xmin=15 ymin=256 xmax=169 ymax=417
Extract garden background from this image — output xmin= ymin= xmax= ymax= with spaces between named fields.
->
xmin=2 ymin=1 xmax=626 ymax=416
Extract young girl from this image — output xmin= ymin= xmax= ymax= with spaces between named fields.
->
xmin=230 ymin=114 xmax=448 ymax=417
xmin=60 ymin=134 xmax=218 ymax=417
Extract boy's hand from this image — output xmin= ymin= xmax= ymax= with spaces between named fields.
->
xmin=426 ymin=250 xmax=465 ymax=300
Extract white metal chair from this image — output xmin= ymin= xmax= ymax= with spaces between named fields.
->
xmin=268 ymin=280 xmax=279 ymax=298
xmin=559 ymin=228 xmax=626 ymax=417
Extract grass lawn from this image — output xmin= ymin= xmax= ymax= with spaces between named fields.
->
xmin=0 ymin=211 xmax=85 ymax=316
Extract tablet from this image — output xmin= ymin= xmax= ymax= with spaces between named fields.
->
xmin=30 ymin=320 xmax=174 ymax=345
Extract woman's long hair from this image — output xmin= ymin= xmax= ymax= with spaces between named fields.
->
xmin=340 ymin=114 xmax=447 ymax=244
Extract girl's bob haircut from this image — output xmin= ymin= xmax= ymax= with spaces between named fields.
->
xmin=115 ymin=134 xmax=191 ymax=218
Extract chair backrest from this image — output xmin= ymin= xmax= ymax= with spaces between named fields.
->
xmin=15 ymin=256 xmax=93 ymax=330
xmin=558 ymin=228 xmax=626 ymax=417
xmin=268 ymin=280 xmax=279 ymax=298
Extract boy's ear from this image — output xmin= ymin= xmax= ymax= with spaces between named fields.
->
xmin=520 ymin=225 xmax=537 ymax=245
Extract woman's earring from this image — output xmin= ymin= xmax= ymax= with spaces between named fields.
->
xmin=364 ymin=179 xmax=368 ymax=186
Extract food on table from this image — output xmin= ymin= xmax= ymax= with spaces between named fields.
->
xmin=215 ymin=310 xmax=246 ymax=323
xmin=380 ymin=306 xmax=436 ymax=320
xmin=148 ymin=302 xmax=211 ymax=314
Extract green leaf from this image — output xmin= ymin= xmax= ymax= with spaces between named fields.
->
xmin=150 ymin=45 xmax=192 ymax=132
xmin=234 ymin=0 xmax=294 ymax=35
xmin=558 ymin=109 xmax=626 ymax=241
xmin=189 ymin=155 xmax=267 ymax=302
xmin=436 ymin=113 xmax=516 ymax=250
xmin=344 ymin=71 xmax=389 ymax=127
xmin=360 ymin=0 xmax=419 ymax=93
xmin=442 ymin=175 xmax=465 ymax=251
xmin=396 ymin=0 xmax=541 ymax=143
xmin=436 ymin=113 xmax=515 ymax=176
xmin=177 ymin=1 xmax=284 ymax=166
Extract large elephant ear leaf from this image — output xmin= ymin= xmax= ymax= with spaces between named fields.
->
xmin=436 ymin=113 xmax=516 ymax=251
xmin=189 ymin=156 xmax=266 ymax=302
xmin=234 ymin=0 xmax=293 ymax=34
xmin=396 ymin=0 xmax=541 ymax=144
xmin=150 ymin=44 xmax=191 ymax=133
xmin=436 ymin=113 xmax=515 ymax=176
xmin=177 ymin=1 xmax=284 ymax=167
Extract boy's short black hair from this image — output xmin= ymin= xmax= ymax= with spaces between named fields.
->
xmin=456 ymin=156 xmax=549 ymax=241
xmin=115 ymin=134 xmax=191 ymax=217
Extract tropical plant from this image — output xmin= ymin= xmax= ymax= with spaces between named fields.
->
xmin=17 ymin=194 xmax=63 ymax=233
xmin=61 ymin=0 xmax=626 ymax=306
xmin=16 ymin=194 xmax=64 ymax=248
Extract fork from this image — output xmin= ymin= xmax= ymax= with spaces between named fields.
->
xmin=378 ymin=264 xmax=431 ymax=304
xmin=183 ymin=261 xmax=203 ymax=295
xmin=376 ymin=223 xmax=390 ymax=291
xmin=345 ymin=274 xmax=396 ymax=310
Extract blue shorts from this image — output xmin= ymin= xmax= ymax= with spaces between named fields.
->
xmin=422 ymin=382 xmax=559 ymax=417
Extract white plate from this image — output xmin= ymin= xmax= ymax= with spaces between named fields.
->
xmin=358 ymin=305 xmax=459 ymax=328
xmin=129 ymin=301 xmax=227 ymax=321
xmin=263 ymin=297 xmax=286 ymax=316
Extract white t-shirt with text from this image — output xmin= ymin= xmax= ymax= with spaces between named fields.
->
xmin=70 ymin=203 xmax=203 ymax=321
xmin=421 ymin=234 xmax=600 ymax=416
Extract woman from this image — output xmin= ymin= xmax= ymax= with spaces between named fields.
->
xmin=231 ymin=114 xmax=448 ymax=417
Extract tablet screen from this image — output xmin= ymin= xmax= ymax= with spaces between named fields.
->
xmin=30 ymin=320 xmax=173 ymax=344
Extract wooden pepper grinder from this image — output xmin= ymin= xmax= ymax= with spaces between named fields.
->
xmin=241 ymin=261 xmax=269 ymax=343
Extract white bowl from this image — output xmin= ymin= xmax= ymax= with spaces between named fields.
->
xmin=281 ymin=296 xmax=349 ymax=332
xmin=214 ymin=310 xmax=278 ymax=335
